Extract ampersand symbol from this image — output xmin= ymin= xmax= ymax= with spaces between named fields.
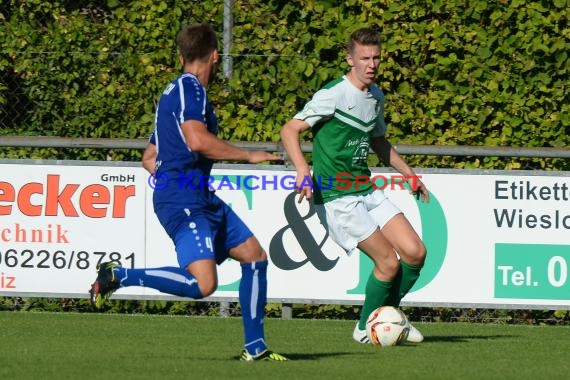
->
xmin=269 ymin=192 xmax=339 ymax=271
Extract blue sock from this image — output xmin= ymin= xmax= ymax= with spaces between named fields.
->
xmin=114 ymin=266 xmax=203 ymax=299
xmin=240 ymin=260 xmax=268 ymax=356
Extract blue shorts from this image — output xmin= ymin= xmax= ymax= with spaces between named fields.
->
xmin=154 ymin=192 xmax=253 ymax=268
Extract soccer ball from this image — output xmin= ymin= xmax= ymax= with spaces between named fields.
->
xmin=365 ymin=306 xmax=410 ymax=347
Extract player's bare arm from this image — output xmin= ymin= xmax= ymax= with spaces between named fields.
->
xmin=142 ymin=142 xmax=157 ymax=174
xmin=182 ymin=120 xmax=279 ymax=164
xmin=280 ymin=119 xmax=313 ymax=203
xmin=371 ymin=136 xmax=429 ymax=202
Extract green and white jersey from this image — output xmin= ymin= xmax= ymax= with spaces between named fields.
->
xmin=294 ymin=75 xmax=387 ymax=204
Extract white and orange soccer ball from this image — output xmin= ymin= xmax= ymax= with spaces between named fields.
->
xmin=365 ymin=306 xmax=410 ymax=346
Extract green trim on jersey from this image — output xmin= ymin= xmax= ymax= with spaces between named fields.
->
xmin=293 ymin=76 xmax=387 ymax=204
xmin=322 ymin=77 xmax=344 ymax=90
xmin=312 ymin=117 xmax=375 ymax=204
xmin=335 ymin=108 xmax=377 ymax=129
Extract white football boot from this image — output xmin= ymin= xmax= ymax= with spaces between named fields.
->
xmin=352 ymin=323 xmax=371 ymax=344
xmin=405 ymin=319 xmax=424 ymax=343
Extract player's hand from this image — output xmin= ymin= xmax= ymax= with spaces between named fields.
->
xmin=246 ymin=151 xmax=282 ymax=164
xmin=408 ymin=176 xmax=429 ymax=202
xmin=295 ymin=170 xmax=313 ymax=203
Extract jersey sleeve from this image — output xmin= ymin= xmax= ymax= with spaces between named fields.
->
xmin=148 ymin=130 xmax=156 ymax=145
xmin=179 ymin=76 xmax=208 ymax=124
xmin=293 ymin=88 xmax=336 ymax=127
xmin=371 ymin=87 xmax=387 ymax=137
xmin=371 ymin=114 xmax=387 ymax=137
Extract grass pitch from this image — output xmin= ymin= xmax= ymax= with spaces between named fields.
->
xmin=0 ymin=312 xmax=568 ymax=380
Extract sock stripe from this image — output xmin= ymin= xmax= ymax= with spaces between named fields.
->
xmin=244 ymin=338 xmax=266 ymax=348
xmin=251 ymin=268 xmax=259 ymax=319
xmin=145 ymin=269 xmax=198 ymax=286
xmin=240 ymin=260 xmax=268 ymax=355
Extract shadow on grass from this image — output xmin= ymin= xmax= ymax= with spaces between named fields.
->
xmin=227 ymin=334 xmax=520 ymax=360
xmin=231 ymin=351 xmax=355 ymax=361
xmin=423 ymin=334 xmax=517 ymax=343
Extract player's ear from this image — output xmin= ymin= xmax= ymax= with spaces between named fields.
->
xmin=179 ymin=54 xmax=185 ymax=67
xmin=211 ymin=50 xmax=219 ymax=65
xmin=346 ymin=54 xmax=354 ymax=67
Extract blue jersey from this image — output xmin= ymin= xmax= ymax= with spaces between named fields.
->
xmin=149 ymin=73 xmax=252 ymax=250
xmin=150 ymin=73 xmax=218 ymax=210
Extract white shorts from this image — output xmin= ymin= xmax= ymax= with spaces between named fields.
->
xmin=315 ymin=191 xmax=401 ymax=256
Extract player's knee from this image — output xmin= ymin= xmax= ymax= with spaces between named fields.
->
xmin=230 ymin=237 xmax=267 ymax=263
xmin=198 ymin=281 xmax=217 ymax=297
xmin=251 ymin=248 xmax=267 ymax=262
xmin=407 ymin=241 xmax=426 ymax=267
xmin=238 ymin=245 xmax=267 ymax=263
xmin=375 ymin=256 xmax=400 ymax=279
xmin=194 ymin=275 xmax=217 ymax=297
xmin=387 ymin=258 xmax=401 ymax=277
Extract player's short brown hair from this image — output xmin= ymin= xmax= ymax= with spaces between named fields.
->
xmin=176 ymin=24 xmax=218 ymax=63
xmin=348 ymin=27 xmax=381 ymax=54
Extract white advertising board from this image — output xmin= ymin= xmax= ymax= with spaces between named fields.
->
xmin=1 ymin=161 xmax=569 ymax=309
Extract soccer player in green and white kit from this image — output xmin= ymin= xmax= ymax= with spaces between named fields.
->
xmin=280 ymin=27 xmax=429 ymax=344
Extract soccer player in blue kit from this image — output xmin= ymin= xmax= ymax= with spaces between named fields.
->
xmin=89 ymin=24 xmax=288 ymax=362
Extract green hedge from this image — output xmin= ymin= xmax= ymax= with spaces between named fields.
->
xmin=1 ymin=0 xmax=568 ymax=169
xmin=1 ymin=297 xmax=568 ymax=325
